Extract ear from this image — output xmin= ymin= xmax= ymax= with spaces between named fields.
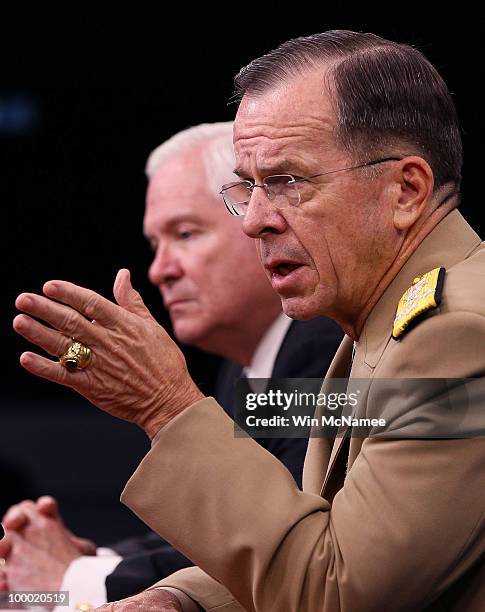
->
xmin=392 ymin=156 xmax=434 ymax=231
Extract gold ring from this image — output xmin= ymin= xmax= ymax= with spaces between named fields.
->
xmin=59 ymin=340 xmax=92 ymax=371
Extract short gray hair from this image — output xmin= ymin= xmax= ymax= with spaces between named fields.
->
xmin=145 ymin=122 xmax=236 ymax=196
xmin=234 ymin=30 xmax=462 ymax=190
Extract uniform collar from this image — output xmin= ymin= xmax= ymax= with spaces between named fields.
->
xmin=359 ymin=210 xmax=482 ymax=368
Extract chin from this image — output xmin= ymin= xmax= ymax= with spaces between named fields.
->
xmin=281 ymin=295 xmax=321 ymax=321
xmin=171 ymin=321 xmax=207 ymax=346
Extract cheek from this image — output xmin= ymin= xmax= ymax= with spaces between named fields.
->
xmin=182 ymin=241 xmax=228 ymax=293
xmin=193 ymin=262 xmax=237 ymax=314
xmin=298 ymin=192 xmax=371 ymax=276
xmin=287 ymin=212 xmax=334 ymax=280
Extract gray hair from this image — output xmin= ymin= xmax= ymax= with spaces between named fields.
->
xmin=145 ymin=122 xmax=236 ymax=196
xmin=234 ymin=30 xmax=462 ymax=190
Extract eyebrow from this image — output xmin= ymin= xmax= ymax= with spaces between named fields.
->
xmin=144 ymin=213 xmax=205 ymax=240
xmin=233 ymin=159 xmax=312 ymax=178
xmin=165 ymin=213 xmax=205 ymax=227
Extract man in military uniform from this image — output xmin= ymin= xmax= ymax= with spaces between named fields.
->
xmin=10 ymin=30 xmax=485 ymax=610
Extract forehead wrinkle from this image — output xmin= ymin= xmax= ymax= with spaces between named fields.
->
xmin=235 ymin=121 xmax=335 ymax=168
xmin=234 ymin=132 xmax=329 ymax=176
xmin=234 ymin=115 xmax=333 ymax=142
xmin=234 ymin=82 xmax=340 ymax=178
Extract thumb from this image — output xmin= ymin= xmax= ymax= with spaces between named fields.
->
xmin=113 ymin=269 xmax=155 ymax=321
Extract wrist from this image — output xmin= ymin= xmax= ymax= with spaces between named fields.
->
xmin=158 ymin=587 xmax=202 ymax=612
xmin=144 ymin=383 xmax=205 ymax=440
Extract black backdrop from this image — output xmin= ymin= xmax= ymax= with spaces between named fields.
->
xmin=1 ymin=4 xmax=483 ymax=542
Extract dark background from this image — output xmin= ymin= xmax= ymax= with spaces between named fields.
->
xmin=1 ymin=4 xmax=483 ymax=544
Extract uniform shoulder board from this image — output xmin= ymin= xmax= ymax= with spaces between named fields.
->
xmin=392 ymin=267 xmax=445 ymax=340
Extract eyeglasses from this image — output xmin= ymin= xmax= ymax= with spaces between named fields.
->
xmin=219 ymin=157 xmax=402 ymax=216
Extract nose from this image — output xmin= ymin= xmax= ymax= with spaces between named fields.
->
xmin=148 ymin=243 xmax=183 ymax=287
xmin=242 ymin=188 xmax=287 ymax=239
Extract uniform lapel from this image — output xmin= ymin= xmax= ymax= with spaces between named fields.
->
xmin=303 ymin=336 xmax=353 ymax=494
xmin=318 ymin=210 xmax=481 ymax=499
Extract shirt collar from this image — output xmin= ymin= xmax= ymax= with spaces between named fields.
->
xmin=244 ymin=313 xmax=292 ymax=380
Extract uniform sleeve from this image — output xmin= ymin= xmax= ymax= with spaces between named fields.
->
xmin=121 ymin=312 xmax=485 ymax=612
xmin=150 ymin=567 xmax=244 ymax=611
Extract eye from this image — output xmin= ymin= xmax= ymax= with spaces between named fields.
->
xmin=178 ymin=229 xmax=193 ymax=240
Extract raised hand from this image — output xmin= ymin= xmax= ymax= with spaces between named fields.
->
xmin=13 ymin=269 xmax=204 ymax=438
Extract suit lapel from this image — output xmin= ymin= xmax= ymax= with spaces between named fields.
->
xmin=215 ymin=361 xmax=243 ymax=417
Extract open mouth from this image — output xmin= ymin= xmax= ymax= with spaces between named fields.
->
xmin=264 ymin=259 xmax=305 ymax=291
xmin=273 ymin=263 xmax=301 ymax=277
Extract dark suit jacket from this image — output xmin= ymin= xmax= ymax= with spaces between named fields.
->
xmin=106 ymin=317 xmax=342 ymax=600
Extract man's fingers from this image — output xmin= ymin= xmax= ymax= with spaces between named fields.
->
xmin=94 ymin=604 xmax=132 ymax=611
xmin=2 ymin=500 xmax=36 ymax=531
xmin=15 ymin=293 xmax=101 ymax=345
xmin=2 ymin=509 xmax=28 ymax=530
xmin=36 ymin=498 xmax=96 ymax=554
xmin=9 ymin=501 xmax=41 ymax=525
xmin=94 ymin=590 xmax=183 ymax=611
xmin=13 ymin=315 xmax=72 ymax=359
xmin=19 ymin=352 xmax=85 ymax=388
xmin=95 ymin=602 xmax=142 ymax=611
xmin=0 ymin=535 xmax=11 ymax=558
xmin=113 ymin=269 xmax=155 ymax=322
xmin=43 ymin=280 xmax=121 ymax=328
xmin=36 ymin=496 xmax=60 ymax=519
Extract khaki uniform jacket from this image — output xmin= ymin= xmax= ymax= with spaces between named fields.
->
xmin=122 ymin=210 xmax=485 ymax=612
